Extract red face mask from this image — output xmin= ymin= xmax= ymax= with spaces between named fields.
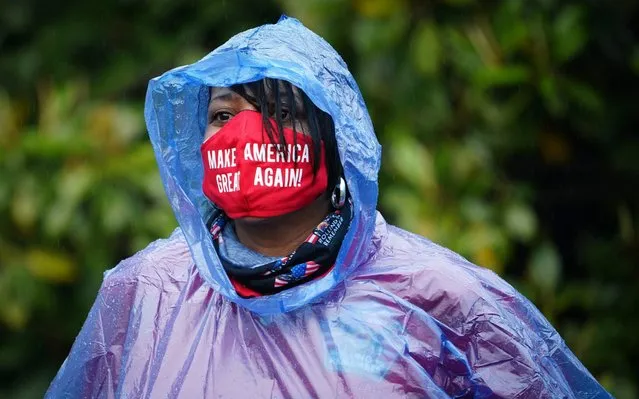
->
xmin=201 ymin=110 xmax=328 ymax=219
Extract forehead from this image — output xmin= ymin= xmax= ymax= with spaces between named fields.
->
xmin=209 ymin=87 xmax=240 ymax=103
xmin=209 ymin=81 xmax=304 ymax=105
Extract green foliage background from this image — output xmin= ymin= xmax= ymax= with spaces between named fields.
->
xmin=1 ymin=0 xmax=637 ymax=397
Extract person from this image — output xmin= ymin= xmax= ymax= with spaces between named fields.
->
xmin=46 ymin=16 xmax=611 ymax=398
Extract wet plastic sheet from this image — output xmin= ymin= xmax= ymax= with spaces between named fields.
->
xmin=47 ymin=17 xmax=611 ymax=398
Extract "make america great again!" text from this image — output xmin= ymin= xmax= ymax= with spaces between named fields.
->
xmin=205 ymin=142 xmax=311 ymax=193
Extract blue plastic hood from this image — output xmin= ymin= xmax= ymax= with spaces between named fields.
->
xmin=144 ymin=16 xmax=381 ymax=314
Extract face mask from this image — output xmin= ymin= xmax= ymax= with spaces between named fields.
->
xmin=201 ymin=110 xmax=328 ymax=219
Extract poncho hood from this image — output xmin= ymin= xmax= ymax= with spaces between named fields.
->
xmin=144 ymin=16 xmax=381 ymax=314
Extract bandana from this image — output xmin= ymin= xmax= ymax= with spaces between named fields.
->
xmin=209 ymin=199 xmax=353 ymax=297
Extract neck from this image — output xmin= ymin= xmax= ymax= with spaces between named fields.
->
xmin=233 ymin=196 xmax=331 ymax=257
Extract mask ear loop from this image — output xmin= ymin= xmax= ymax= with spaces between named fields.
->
xmin=331 ymin=176 xmax=346 ymax=209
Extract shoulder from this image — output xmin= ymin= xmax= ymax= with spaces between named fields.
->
xmin=354 ymin=219 xmax=579 ymax=396
xmin=45 ymin=229 xmax=196 ymax=397
xmin=101 ymin=228 xmax=193 ymax=290
xmin=356 ymin=219 xmax=528 ymax=332
xmin=84 ymin=228 xmax=196 ymax=342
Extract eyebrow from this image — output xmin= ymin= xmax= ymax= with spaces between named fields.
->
xmin=210 ymin=92 xmax=237 ymax=102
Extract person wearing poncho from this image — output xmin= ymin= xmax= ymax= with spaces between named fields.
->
xmin=47 ymin=17 xmax=611 ymax=398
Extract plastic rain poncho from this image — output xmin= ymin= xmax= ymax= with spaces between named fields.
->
xmin=47 ymin=17 xmax=611 ymax=399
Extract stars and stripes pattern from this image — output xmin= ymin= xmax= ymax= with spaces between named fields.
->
xmin=306 ymin=233 xmax=319 ymax=244
xmin=262 ymin=258 xmax=286 ymax=276
xmin=305 ymin=220 xmax=330 ymax=244
xmin=274 ymin=261 xmax=321 ymax=287
xmin=209 ymin=216 xmax=226 ymax=239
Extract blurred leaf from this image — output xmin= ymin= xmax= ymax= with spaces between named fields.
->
xmin=563 ymin=78 xmax=603 ymax=114
xmin=38 ymin=82 xmax=87 ymax=135
xmin=21 ymin=131 xmax=93 ymax=158
xmin=460 ymin=197 xmax=492 ymax=223
xmin=539 ymin=76 xmax=566 ymax=116
xmin=473 ymin=65 xmax=531 ymax=88
xmin=459 ymin=223 xmax=508 ymax=273
xmin=617 ymin=204 xmax=635 ymax=244
xmin=353 ymin=0 xmax=405 ymax=18
xmin=444 ymin=27 xmax=483 ymax=77
xmin=475 ymin=246 xmax=499 ymax=271
xmin=99 ymin=189 xmax=136 ymax=234
xmin=450 ymin=139 xmax=490 ymax=183
xmin=25 ymin=249 xmax=76 ymax=283
xmin=465 ymin=19 xmax=501 ymax=67
xmin=411 ymin=21 xmax=441 ymax=76
xmin=58 ymin=166 xmax=94 ymax=203
xmin=44 ymin=166 xmax=94 ymax=237
xmin=504 ymin=202 xmax=538 ymax=242
xmin=552 ymin=5 xmax=587 ymax=63
xmin=381 ymin=187 xmax=431 ymax=237
xmin=86 ymin=104 xmax=144 ymax=152
xmin=0 ymin=265 xmax=39 ymax=330
xmin=411 ymin=83 xmax=453 ymax=132
xmin=492 ymin=0 xmax=528 ymax=54
xmin=11 ymin=175 xmax=40 ymax=231
xmin=528 ymin=242 xmax=561 ymax=293
xmin=387 ymin=134 xmax=437 ymax=191
xmin=1 ymin=302 xmax=28 ymax=330
xmin=0 ymin=91 xmax=22 ymax=146
xmin=277 ymin=0 xmax=349 ymax=42
xmin=352 ymin=9 xmax=408 ymax=55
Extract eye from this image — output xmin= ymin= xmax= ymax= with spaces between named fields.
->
xmin=209 ymin=111 xmax=233 ymax=124
xmin=279 ymin=108 xmax=291 ymax=121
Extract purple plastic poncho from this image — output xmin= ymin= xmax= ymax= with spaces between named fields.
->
xmin=47 ymin=17 xmax=611 ymax=399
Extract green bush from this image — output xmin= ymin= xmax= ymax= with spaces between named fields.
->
xmin=0 ymin=82 xmax=177 ymax=395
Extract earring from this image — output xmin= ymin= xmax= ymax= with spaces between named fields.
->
xmin=331 ymin=177 xmax=346 ymax=209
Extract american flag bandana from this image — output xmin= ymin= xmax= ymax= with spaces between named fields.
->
xmin=209 ymin=198 xmax=353 ymax=296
